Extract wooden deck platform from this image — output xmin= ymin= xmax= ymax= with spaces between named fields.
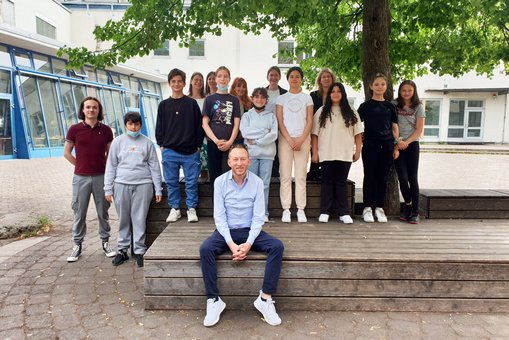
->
xmin=144 ymin=218 xmax=509 ymax=312
xmin=420 ymin=189 xmax=509 ymax=219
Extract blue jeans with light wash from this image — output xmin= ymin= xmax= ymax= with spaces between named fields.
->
xmin=249 ymin=158 xmax=273 ymax=217
xmin=162 ymin=147 xmax=201 ymax=210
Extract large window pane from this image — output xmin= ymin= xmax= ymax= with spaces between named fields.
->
xmin=33 ymin=53 xmax=52 ymax=73
xmin=0 ymin=99 xmax=13 ymax=155
xmin=111 ymin=90 xmax=125 ymax=134
xmin=14 ymin=51 xmax=32 ymax=68
xmin=52 ymin=59 xmax=68 ymax=76
xmin=278 ymin=41 xmax=294 ymax=65
xmin=188 ymin=39 xmax=205 ymax=57
xmin=36 ymin=17 xmax=56 ymax=39
xmin=0 ymin=69 xmax=11 ymax=93
xmin=39 ymin=78 xmax=64 ymax=147
xmin=424 ymin=99 xmax=440 ymax=126
xmin=103 ymin=89 xmax=125 ymax=135
xmin=424 ymin=128 xmax=439 ymax=137
xmin=96 ymin=70 xmax=108 ymax=84
xmin=468 ymin=100 xmax=483 ymax=108
xmin=154 ymin=40 xmax=170 ymax=56
xmin=60 ymin=82 xmax=77 ymax=128
xmin=143 ymin=96 xmax=159 ymax=141
xmin=447 ymin=128 xmax=464 ymax=138
xmin=84 ymin=66 xmax=97 ymax=82
xmin=468 ymin=111 xmax=482 ymax=127
xmin=126 ymin=92 xmax=139 ymax=109
xmin=21 ymin=76 xmax=48 ymax=147
xmin=0 ymin=45 xmax=12 ymax=67
xmin=449 ymin=100 xmax=465 ymax=126
xmin=72 ymin=84 xmax=87 ymax=116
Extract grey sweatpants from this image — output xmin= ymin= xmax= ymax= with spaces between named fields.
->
xmin=71 ymin=174 xmax=111 ymax=244
xmin=113 ymin=182 xmax=153 ymax=255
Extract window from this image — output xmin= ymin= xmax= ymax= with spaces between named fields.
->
xmin=423 ymin=99 xmax=441 ymax=139
xmin=0 ymin=45 xmax=12 ymax=67
xmin=36 ymin=17 xmax=56 ymax=39
xmin=447 ymin=99 xmax=484 ymax=139
xmin=14 ymin=51 xmax=32 ymax=69
xmin=154 ymin=40 xmax=170 ymax=56
xmin=109 ymin=72 xmax=123 ymax=86
xmin=189 ymin=40 xmax=205 ymax=57
xmin=70 ymin=67 xmax=88 ymax=79
xmin=84 ymin=66 xmax=98 ymax=82
xmin=1 ymin=0 xmax=15 ymax=26
xmin=51 ymin=58 xmax=68 ymax=76
xmin=33 ymin=53 xmax=52 ymax=73
xmin=0 ymin=69 xmax=11 ymax=93
xmin=277 ymin=41 xmax=309 ymax=65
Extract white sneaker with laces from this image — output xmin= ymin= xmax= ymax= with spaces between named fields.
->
xmin=254 ymin=291 xmax=282 ymax=326
xmin=66 ymin=244 xmax=82 ymax=262
xmin=318 ymin=214 xmax=329 ymax=223
xmin=203 ymin=297 xmax=226 ymax=327
xmin=187 ymin=208 xmax=199 ymax=222
xmin=281 ymin=209 xmax=291 ymax=223
xmin=166 ymin=208 xmax=181 ymax=223
xmin=339 ymin=215 xmax=353 ymax=224
xmin=375 ymin=207 xmax=387 ymax=223
xmin=363 ymin=207 xmax=374 ymax=223
xmin=102 ymin=241 xmax=116 ymax=258
xmin=297 ymin=209 xmax=307 ymax=223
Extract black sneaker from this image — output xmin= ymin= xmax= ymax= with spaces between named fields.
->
xmin=399 ymin=204 xmax=412 ymax=221
xmin=408 ymin=213 xmax=420 ymax=224
xmin=112 ymin=250 xmax=129 ymax=266
xmin=135 ymin=254 xmax=144 ymax=267
xmin=67 ymin=244 xmax=82 ymax=262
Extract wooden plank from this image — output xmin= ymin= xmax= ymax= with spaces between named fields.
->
xmin=420 ymin=189 xmax=509 ymax=198
xmin=144 ymin=260 xmax=509 ymax=281
xmin=144 ymin=296 xmax=509 ymax=312
xmin=428 ymin=198 xmax=509 ymax=211
xmin=428 ymin=210 xmax=509 ymax=219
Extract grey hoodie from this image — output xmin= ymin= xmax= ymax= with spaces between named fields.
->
xmin=239 ymin=107 xmax=278 ymax=160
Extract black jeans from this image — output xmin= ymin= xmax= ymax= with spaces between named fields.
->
xmin=395 ymin=141 xmax=420 ymax=213
xmin=207 ymin=140 xmax=229 ymax=188
xmin=362 ymin=139 xmax=394 ymax=207
xmin=320 ymin=161 xmax=352 ymax=216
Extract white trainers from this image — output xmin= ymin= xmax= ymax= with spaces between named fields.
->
xmin=318 ymin=214 xmax=329 ymax=223
xmin=254 ymin=291 xmax=281 ymax=326
xmin=187 ymin=208 xmax=199 ymax=223
xmin=281 ymin=209 xmax=291 ymax=223
xmin=339 ymin=215 xmax=353 ymax=224
xmin=297 ymin=209 xmax=307 ymax=223
xmin=166 ymin=208 xmax=181 ymax=223
xmin=66 ymin=244 xmax=82 ymax=262
xmin=375 ymin=207 xmax=387 ymax=223
xmin=203 ymin=297 xmax=226 ymax=327
xmin=363 ymin=207 xmax=374 ymax=223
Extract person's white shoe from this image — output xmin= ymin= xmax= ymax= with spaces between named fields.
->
xmin=187 ymin=208 xmax=199 ymax=222
xmin=375 ymin=207 xmax=387 ymax=223
xmin=264 ymin=215 xmax=269 ymax=223
xmin=253 ymin=291 xmax=281 ymax=326
xmin=203 ymin=297 xmax=226 ymax=327
xmin=297 ymin=209 xmax=307 ymax=223
xmin=318 ymin=214 xmax=329 ymax=223
xmin=166 ymin=208 xmax=181 ymax=223
xmin=339 ymin=215 xmax=353 ymax=224
xmin=281 ymin=209 xmax=291 ymax=223
xmin=363 ymin=207 xmax=374 ymax=223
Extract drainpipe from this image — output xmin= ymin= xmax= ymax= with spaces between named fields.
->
xmin=502 ymin=93 xmax=508 ymax=144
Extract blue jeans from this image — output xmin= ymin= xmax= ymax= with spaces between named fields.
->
xmin=162 ymin=148 xmax=200 ymax=209
xmin=249 ymin=159 xmax=273 ymax=216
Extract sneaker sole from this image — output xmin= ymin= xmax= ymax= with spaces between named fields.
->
xmin=104 ymin=252 xmax=116 ymax=258
xmin=187 ymin=218 xmax=199 ymax=223
xmin=253 ymin=300 xmax=281 ymax=326
xmin=204 ymin=302 xmax=226 ymax=327
xmin=66 ymin=256 xmax=80 ymax=262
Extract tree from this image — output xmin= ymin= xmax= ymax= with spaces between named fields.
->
xmin=59 ymin=0 xmax=508 ymax=214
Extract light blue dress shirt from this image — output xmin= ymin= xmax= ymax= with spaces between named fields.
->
xmin=214 ymin=170 xmax=266 ymax=245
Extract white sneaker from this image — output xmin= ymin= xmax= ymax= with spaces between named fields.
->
xmin=375 ymin=207 xmax=387 ymax=223
xmin=264 ymin=215 xmax=269 ymax=223
xmin=281 ymin=209 xmax=291 ymax=223
xmin=297 ymin=209 xmax=307 ymax=223
xmin=254 ymin=291 xmax=281 ymax=326
xmin=203 ymin=297 xmax=226 ymax=327
xmin=318 ymin=214 xmax=329 ymax=223
xmin=166 ymin=208 xmax=181 ymax=223
xmin=187 ymin=208 xmax=199 ymax=223
xmin=363 ymin=207 xmax=374 ymax=223
xmin=339 ymin=215 xmax=353 ymax=224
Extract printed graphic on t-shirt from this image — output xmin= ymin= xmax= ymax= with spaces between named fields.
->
xmin=212 ymin=100 xmax=233 ymax=125
xmin=397 ymin=107 xmax=415 ymax=116
xmin=287 ymin=97 xmax=306 ymax=114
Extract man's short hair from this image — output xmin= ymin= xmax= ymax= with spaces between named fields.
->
xmin=168 ymin=68 xmax=186 ymax=83
xmin=124 ymin=112 xmax=142 ymax=126
xmin=228 ymin=143 xmax=249 ymax=158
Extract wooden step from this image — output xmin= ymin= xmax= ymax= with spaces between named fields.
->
xmin=144 ymin=218 xmax=509 ymax=312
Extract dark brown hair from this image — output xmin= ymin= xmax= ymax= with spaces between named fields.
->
xmin=78 ymin=96 xmax=104 ymax=121
xmin=396 ymin=80 xmax=420 ymax=109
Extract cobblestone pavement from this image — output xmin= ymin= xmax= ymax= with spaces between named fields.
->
xmin=0 ymin=152 xmax=509 ymax=339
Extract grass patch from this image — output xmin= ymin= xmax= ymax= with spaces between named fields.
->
xmin=20 ymin=215 xmax=52 ymax=239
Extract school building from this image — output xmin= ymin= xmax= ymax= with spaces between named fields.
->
xmin=1 ymin=0 xmax=508 ymax=160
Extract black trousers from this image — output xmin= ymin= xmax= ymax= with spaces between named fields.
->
xmin=320 ymin=160 xmax=352 ymax=216
xmin=395 ymin=141 xmax=420 ymax=213
xmin=362 ymin=139 xmax=394 ymax=207
xmin=207 ymin=140 xmax=229 ymax=188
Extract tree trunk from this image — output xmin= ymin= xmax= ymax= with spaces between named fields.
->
xmin=362 ymin=0 xmax=400 ymax=216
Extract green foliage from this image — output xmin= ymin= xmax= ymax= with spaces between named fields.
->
xmin=20 ymin=215 xmax=52 ymax=239
xmin=59 ymin=0 xmax=508 ymax=87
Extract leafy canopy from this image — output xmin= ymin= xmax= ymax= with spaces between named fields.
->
xmin=59 ymin=0 xmax=508 ymax=88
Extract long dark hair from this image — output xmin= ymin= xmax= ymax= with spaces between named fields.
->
xmin=396 ymin=80 xmax=420 ymax=109
xmin=187 ymin=72 xmax=205 ymax=98
xmin=78 ymin=96 xmax=104 ymax=121
xmin=319 ymin=82 xmax=357 ymax=128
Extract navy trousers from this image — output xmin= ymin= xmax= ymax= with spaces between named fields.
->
xmin=199 ymin=228 xmax=284 ymax=299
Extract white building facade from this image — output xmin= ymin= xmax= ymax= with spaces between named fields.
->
xmin=1 ymin=0 xmax=507 ymax=159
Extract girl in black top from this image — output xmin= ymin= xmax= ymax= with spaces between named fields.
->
xmin=358 ymin=73 xmax=399 ymax=223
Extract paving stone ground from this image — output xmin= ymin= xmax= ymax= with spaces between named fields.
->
xmin=0 ymin=150 xmax=508 ymax=339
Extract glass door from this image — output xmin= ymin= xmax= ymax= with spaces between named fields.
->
xmin=466 ymin=110 xmax=483 ymax=139
xmin=0 ymin=98 xmax=13 ymax=157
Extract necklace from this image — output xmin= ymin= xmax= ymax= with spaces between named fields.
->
xmin=171 ymin=97 xmax=182 ymax=115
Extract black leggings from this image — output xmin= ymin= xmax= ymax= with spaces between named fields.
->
xmin=362 ymin=139 xmax=394 ymax=207
xmin=320 ymin=161 xmax=352 ymax=215
xmin=395 ymin=141 xmax=420 ymax=213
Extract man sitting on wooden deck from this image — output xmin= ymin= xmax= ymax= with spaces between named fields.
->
xmin=199 ymin=144 xmax=285 ymax=327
